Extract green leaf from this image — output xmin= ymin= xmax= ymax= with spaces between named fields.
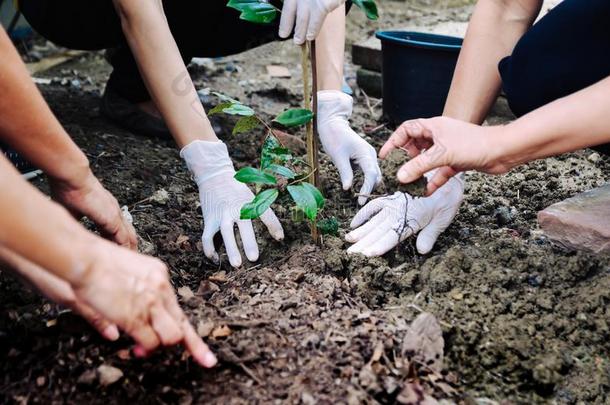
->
xmin=212 ymin=92 xmax=240 ymax=104
xmin=287 ymin=184 xmax=318 ymax=221
xmin=222 ymin=103 xmax=255 ymax=116
xmin=353 ymin=0 xmax=379 ymax=20
xmin=234 ymin=167 xmax=277 ymax=185
xmin=227 ymin=1 xmax=279 ymax=24
xmin=273 ymin=109 xmax=314 ymax=128
xmin=267 ymin=164 xmax=296 ymax=179
xmin=208 ymin=102 xmax=233 ymax=116
xmin=261 ymin=135 xmax=292 ymax=169
xmin=301 ymin=182 xmax=325 ymax=209
xmin=233 ymin=115 xmax=260 ymax=135
xmin=239 ymin=4 xmax=278 ymax=24
xmin=317 ymin=217 xmax=339 ymax=236
xmin=240 ymin=189 xmax=279 ymax=220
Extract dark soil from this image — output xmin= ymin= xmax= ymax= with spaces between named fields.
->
xmin=1 ymin=1 xmax=609 ymax=404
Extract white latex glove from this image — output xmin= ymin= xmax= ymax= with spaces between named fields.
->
xmin=181 ymin=141 xmax=284 ymax=268
xmin=346 ymin=172 xmax=464 ymax=256
xmin=318 ymin=90 xmax=382 ymax=205
xmin=279 ymin=0 xmax=345 ymax=44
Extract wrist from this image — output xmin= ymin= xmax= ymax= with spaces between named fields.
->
xmin=48 ymin=152 xmax=92 ymax=191
xmin=180 ymin=140 xmax=235 ymax=185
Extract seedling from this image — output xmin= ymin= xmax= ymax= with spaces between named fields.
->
xmin=209 ymin=93 xmax=338 ymax=236
xmin=224 ymin=0 xmax=378 ymax=241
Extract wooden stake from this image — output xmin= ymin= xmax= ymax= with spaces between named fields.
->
xmin=301 ymin=42 xmax=319 ymax=243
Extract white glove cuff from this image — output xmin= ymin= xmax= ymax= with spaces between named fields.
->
xmin=317 ymin=90 xmax=353 ymax=123
xmin=180 ymin=140 xmax=235 ymax=185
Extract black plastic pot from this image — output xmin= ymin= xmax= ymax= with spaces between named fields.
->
xmin=376 ymin=31 xmax=462 ymax=125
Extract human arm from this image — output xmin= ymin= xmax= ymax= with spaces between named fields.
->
xmin=0 ymin=27 xmax=136 ymax=249
xmin=112 ymin=0 xmax=217 ymax=148
xmin=444 ymin=0 xmax=543 ymax=124
xmin=315 ymin=6 xmax=382 ymax=205
xmin=381 ymin=75 xmax=610 ymax=183
xmin=0 ymin=156 xmax=216 ymax=367
xmin=419 ymin=0 xmax=543 ymax=191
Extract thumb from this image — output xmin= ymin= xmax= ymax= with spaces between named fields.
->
xmin=397 ymin=144 xmax=444 ymax=184
xmin=415 ymin=213 xmax=453 ymax=255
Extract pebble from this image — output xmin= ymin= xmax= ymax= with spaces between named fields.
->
xmin=97 ymin=364 xmax=123 ymax=387
xmin=587 ymin=152 xmax=601 ymax=163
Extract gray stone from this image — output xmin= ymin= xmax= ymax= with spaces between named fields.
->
xmin=538 ymin=184 xmax=610 ymax=255
xmin=352 ymin=37 xmax=382 ymax=72
xmin=356 ymin=68 xmax=382 ymax=98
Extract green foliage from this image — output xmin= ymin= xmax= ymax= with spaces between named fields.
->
xmin=352 ymin=0 xmax=379 ymax=20
xmin=267 ymin=164 xmax=296 ymax=179
xmin=234 ymin=167 xmax=277 ymax=185
xmin=240 ymin=189 xmax=279 ymax=219
xmin=212 ymin=97 xmax=327 ymax=231
xmin=273 ymin=109 xmax=314 ymax=128
xmin=287 ymin=183 xmax=324 ymax=221
xmin=209 ymin=93 xmax=255 ymax=117
xmin=233 ymin=115 xmax=261 ymax=135
xmin=227 ymin=0 xmax=279 ymax=24
xmin=317 ymin=217 xmax=339 ymax=236
xmin=261 ymin=135 xmax=292 ymax=169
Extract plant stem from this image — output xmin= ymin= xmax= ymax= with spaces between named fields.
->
xmin=301 ymin=42 xmax=319 ymax=243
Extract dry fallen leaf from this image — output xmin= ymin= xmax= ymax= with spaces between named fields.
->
xmin=176 ymin=234 xmax=190 ymax=245
xmin=402 ymin=313 xmax=444 ymax=373
xmin=396 ymin=381 xmax=438 ymax=405
xmin=177 ymin=286 xmax=195 ymax=300
xmin=209 ymin=271 xmax=228 ymax=283
xmin=196 ymin=321 xmax=215 ymax=337
xmin=266 ymin=65 xmax=291 ymax=78
xmin=211 ymin=325 xmax=232 ymax=338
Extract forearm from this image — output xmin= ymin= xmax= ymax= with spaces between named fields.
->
xmin=315 ymin=5 xmax=345 ymax=91
xmin=0 ymin=156 xmax=97 ymax=286
xmin=113 ymin=0 xmax=217 ymax=147
xmin=0 ymin=28 xmax=90 ymax=184
xmin=443 ymin=0 xmax=542 ymax=123
xmin=498 ymin=76 xmax=610 ymax=168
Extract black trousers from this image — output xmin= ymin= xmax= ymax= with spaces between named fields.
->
xmin=498 ymin=0 xmax=610 ymax=153
xmin=19 ymin=0 xmax=283 ymax=103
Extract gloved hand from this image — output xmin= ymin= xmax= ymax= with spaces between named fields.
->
xmin=318 ymin=90 xmax=382 ymax=205
xmin=181 ymin=140 xmax=284 ymax=268
xmin=346 ymin=172 xmax=464 ymax=256
xmin=279 ymin=0 xmax=345 ymax=45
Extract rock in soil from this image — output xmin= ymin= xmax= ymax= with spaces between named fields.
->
xmin=538 ymin=183 xmax=610 ymax=254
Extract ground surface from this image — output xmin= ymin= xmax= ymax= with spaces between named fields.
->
xmin=1 ymin=1 xmax=609 ymax=404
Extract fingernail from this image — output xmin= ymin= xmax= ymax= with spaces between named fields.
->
xmin=133 ymin=346 xmax=146 ymax=358
xmin=345 ymin=234 xmax=355 ymax=243
xmin=203 ymin=351 xmax=218 ymax=368
xmin=103 ymin=325 xmax=120 ymax=341
xmin=397 ymin=169 xmax=409 ymax=183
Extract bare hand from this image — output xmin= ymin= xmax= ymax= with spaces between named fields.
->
xmin=0 ymin=246 xmax=119 ymax=341
xmin=74 ymin=241 xmax=217 ymax=367
xmin=379 ymin=117 xmax=508 ymax=194
xmin=49 ymin=171 xmax=138 ymax=250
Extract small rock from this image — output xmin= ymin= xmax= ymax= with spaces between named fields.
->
xmin=138 ymin=238 xmax=156 ymax=255
xmin=587 ymin=152 xmax=601 ymax=163
xmin=538 ymin=184 xmax=610 ymax=255
xmin=77 ymin=369 xmax=97 ymax=385
xmin=97 ymin=364 xmax=123 ymax=387
xmin=150 ymin=189 xmax=170 ymax=205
